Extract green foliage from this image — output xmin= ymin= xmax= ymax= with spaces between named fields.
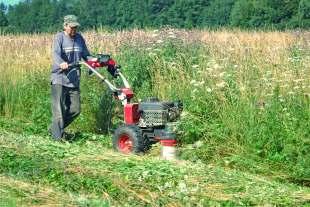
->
xmin=297 ymin=0 xmax=310 ymax=27
xmin=299 ymin=0 xmax=310 ymax=19
xmin=2 ymin=0 xmax=309 ymax=33
xmin=0 ymin=10 xmax=8 ymax=27
xmin=268 ymin=0 xmax=300 ymax=25
xmin=230 ymin=0 xmax=276 ymax=28
xmin=0 ymin=37 xmax=309 ymax=191
xmin=0 ymin=131 xmax=309 ymax=206
xmin=6 ymin=0 xmax=58 ymax=33
xmin=116 ymin=46 xmax=153 ymax=96
xmin=205 ymin=0 xmax=235 ymax=27
xmin=0 ymin=3 xmax=7 ymax=28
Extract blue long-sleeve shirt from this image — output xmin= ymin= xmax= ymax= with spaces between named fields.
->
xmin=51 ymin=31 xmax=90 ymax=88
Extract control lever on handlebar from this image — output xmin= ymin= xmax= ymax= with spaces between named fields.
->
xmin=68 ymin=63 xmax=81 ymax=68
xmin=107 ymin=64 xmax=121 ymax=78
xmin=67 ymin=60 xmax=132 ymax=105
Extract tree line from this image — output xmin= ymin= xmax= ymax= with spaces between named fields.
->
xmin=0 ymin=0 xmax=309 ymax=33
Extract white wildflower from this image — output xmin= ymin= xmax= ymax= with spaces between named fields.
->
xmin=180 ymin=111 xmax=189 ymax=117
xmin=193 ymin=140 xmax=203 ymax=148
xmin=293 ymin=79 xmax=304 ymax=82
xmin=169 ymin=61 xmax=177 ymax=66
xmin=178 ymin=182 xmax=187 ymax=193
xmin=206 ymin=87 xmax=212 ymax=93
xmin=164 ymin=182 xmax=172 ymax=189
xmin=168 ymin=31 xmax=175 ymax=35
xmin=142 ymin=171 xmax=149 ymax=178
xmin=216 ymin=81 xmax=226 ymax=88
xmin=219 ymin=72 xmax=226 ymax=77
xmin=190 ymin=80 xmax=197 ymax=85
xmin=193 ymin=83 xmax=200 ymax=87
xmin=214 ymin=63 xmax=220 ymax=69
xmin=152 ymin=33 xmax=158 ymax=37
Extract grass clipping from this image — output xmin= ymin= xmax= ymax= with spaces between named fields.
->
xmin=0 ymin=130 xmax=309 ymax=206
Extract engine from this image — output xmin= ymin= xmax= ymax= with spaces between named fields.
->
xmin=138 ymin=97 xmax=183 ymax=128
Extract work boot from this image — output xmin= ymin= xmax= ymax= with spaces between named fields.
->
xmin=53 ymin=137 xmax=68 ymax=143
xmin=62 ymin=132 xmax=76 ymax=141
xmin=48 ymin=128 xmax=68 ymax=143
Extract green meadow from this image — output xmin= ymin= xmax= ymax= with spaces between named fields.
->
xmin=0 ymin=29 xmax=309 ymax=206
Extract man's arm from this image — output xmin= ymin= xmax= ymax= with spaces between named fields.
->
xmin=52 ymin=33 xmax=68 ymax=71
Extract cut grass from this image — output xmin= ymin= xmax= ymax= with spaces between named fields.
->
xmin=0 ymin=175 xmax=77 ymax=206
xmin=0 ymin=129 xmax=309 ymax=206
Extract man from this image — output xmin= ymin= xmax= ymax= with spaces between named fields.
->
xmin=50 ymin=15 xmax=90 ymax=140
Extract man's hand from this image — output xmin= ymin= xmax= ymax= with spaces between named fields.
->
xmin=60 ymin=62 xmax=69 ymax=70
xmin=87 ymin=57 xmax=98 ymax=62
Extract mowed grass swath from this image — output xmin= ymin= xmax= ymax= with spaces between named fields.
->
xmin=0 ymin=131 xmax=309 ymax=206
xmin=0 ymin=29 xmax=309 ymax=185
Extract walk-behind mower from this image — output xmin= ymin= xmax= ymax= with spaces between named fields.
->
xmin=76 ymin=54 xmax=183 ymax=158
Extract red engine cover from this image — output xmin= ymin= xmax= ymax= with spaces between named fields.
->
xmin=86 ymin=59 xmax=116 ymax=68
xmin=86 ymin=60 xmax=102 ymax=68
xmin=121 ymin=88 xmax=134 ymax=101
xmin=124 ymin=103 xmax=140 ymax=124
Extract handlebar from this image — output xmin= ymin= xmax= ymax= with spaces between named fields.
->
xmin=68 ymin=61 xmax=131 ymax=93
xmin=68 ymin=63 xmax=80 ymax=68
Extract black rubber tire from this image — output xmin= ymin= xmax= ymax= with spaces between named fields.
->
xmin=113 ymin=125 xmax=150 ymax=154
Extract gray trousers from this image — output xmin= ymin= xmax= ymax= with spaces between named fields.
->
xmin=50 ymin=84 xmax=80 ymax=139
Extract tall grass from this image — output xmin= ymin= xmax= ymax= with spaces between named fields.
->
xmin=0 ymin=29 xmax=309 ymax=184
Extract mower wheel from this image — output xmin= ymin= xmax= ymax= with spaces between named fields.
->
xmin=113 ymin=125 xmax=150 ymax=154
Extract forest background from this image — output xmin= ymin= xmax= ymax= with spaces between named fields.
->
xmin=0 ymin=0 xmax=309 ymax=33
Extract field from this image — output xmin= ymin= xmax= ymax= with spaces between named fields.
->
xmin=0 ymin=29 xmax=309 ymax=206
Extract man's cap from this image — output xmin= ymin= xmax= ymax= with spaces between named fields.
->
xmin=64 ymin=15 xmax=80 ymax=27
